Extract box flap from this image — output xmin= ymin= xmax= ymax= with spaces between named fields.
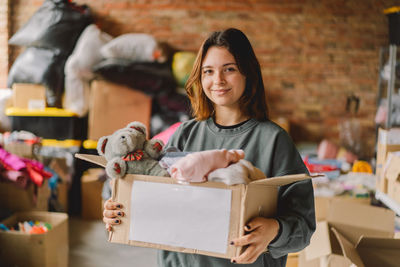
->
xmin=250 ymin=173 xmax=320 ymax=187
xmin=385 ymin=152 xmax=400 ymax=182
xmin=75 ymin=154 xmax=107 ymax=168
xmin=356 ymin=236 xmax=400 ymax=267
xmin=326 ymin=200 xmax=395 ymax=244
xmin=305 ymin=221 xmax=333 ymax=261
xmin=331 ymin=227 xmax=364 ymax=267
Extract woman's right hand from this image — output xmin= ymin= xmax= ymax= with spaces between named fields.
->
xmin=103 ymin=198 xmax=124 ymax=231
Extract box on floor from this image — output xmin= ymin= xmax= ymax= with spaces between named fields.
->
xmin=0 ymin=211 xmax=68 ymax=267
xmin=49 ymin=157 xmax=73 ymax=212
xmin=0 ymin=179 xmax=50 ymax=212
xmin=300 ymin=200 xmax=400 ymax=267
xmin=76 ymin=153 xmax=317 ymax=259
xmin=81 ymin=168 xmax=105 ymax=220
xmin=376 ymin=128 xmax=400 ymax=193
xmin=88 ymin=80 xmax=152 ymax=140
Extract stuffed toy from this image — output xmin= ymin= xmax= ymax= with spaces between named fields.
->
xmin=97 ymin=121 xmax=169 ymax=178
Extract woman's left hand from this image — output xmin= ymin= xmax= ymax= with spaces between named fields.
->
xmin=230 ymin=217 xmax=280 ymax=264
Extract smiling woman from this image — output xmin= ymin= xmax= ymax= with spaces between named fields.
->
xmin=103 ymin=28 xmax=315 ymax=267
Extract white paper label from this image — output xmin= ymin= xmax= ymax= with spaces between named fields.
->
xmin=130 ymin=181 xmax=232 ymax=254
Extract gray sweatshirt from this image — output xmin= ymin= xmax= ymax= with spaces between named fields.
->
xmin=158 ymin=118 xmax=315 ymax=267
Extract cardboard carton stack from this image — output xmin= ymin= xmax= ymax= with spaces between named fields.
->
xmin=299 ymin=200 xmax=400 ymax=267
xmin=376 ymin=128 xmax=400 ymax=193
xmin=88 ymin=80 xmax=152 ymax=140
xmin=384 ymin=152 xmax=400 ymax=205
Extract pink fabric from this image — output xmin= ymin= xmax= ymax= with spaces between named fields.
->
xmin=170 ymin=149 xmax=245 ymax=182
xmin=152 ymin=122 xmax=181 ymax=145
xmin=317 ymin=139 xmax=338 ymax=160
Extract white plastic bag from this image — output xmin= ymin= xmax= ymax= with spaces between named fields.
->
xmin=100 ymin=33 xmax=157 ymax=62
xmin=64 ymin=24 xmax=112 ymax=116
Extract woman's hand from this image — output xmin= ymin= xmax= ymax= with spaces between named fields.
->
xmin=103 ymin=198 xmax=124 ymax=231
xmin=230 ymin=217 xmax=280 ymax=264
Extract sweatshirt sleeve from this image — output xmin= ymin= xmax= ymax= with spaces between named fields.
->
xmin=267 ymin=130 xmax=316 ymax=258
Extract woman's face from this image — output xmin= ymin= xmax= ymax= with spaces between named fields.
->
xmin=201 ymin=46 xmax=246 ymax=110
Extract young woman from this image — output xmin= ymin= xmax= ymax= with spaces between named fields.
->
xmin=103 ymin=28 xmax=315 ymax=267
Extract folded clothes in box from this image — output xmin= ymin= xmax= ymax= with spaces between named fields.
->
xmin=6 ymin=107 xmax=87 ymax=140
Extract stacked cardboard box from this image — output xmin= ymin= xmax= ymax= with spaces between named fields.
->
xmin=376 ymin=128 xmax=400 ymax=193
xmin=385 ymin=152 xmax=400 ymax=204
xmin=88 ymin=80 xmax=152 ymax=140
xmin=299 ymin=200 xmax=400 ymax=267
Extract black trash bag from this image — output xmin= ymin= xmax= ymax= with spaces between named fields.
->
xmin=92 ymin=58 xmax=177 ymax=96
xmin=9 ymin=0 xmax=92 ymax=55
xmin=7 ymin=47 xmax=68 ymax=107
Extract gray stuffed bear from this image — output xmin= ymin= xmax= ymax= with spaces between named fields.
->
xmin=97 ymin=121 xmax=169 ymax=178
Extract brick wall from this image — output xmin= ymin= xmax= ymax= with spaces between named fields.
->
xmin=2 ymin=0 xmax=399 ymax=156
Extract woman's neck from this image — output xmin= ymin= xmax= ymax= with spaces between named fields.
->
xmin=214 ymin=107 xmax=249 ymax=126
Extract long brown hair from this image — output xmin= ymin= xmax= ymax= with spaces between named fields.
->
xmin=185 ymin=28 xmax=268 ymax=121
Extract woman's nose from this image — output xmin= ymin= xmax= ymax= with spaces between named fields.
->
xmin=214 ymin=71 xmax=226 ymax=85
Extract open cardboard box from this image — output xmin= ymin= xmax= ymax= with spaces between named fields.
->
xmin=303 ymin=200 xmax=400 ymax=267
xmin=76 ymin=153 xmax=317 ymax=259
xmin=0 ymin=211 xmax=68 ymax=267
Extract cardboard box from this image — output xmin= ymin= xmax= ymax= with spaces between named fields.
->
xmin=4 ymin=141 xmax=41 ymax=160
xmin=0 ymin=211 xmax=68 ymax=267
xmin=314 ymin=196 xmax=370 ymax=221
xmin=302 ymin=200 xmax=399 ymax=267
xmin=12 ymin=83 xmax=46 ymax=110
xmin=385 ymin=152 xmax=400 ymax=204
xmin=0 ymin=180 xmax=50 ymax=212
xmin=81 ymin=168 xmax=105 ymax=220
xmin=376 ymin=128 xmax=400 ymax=193
xmin=286 ymin=252 xmax=299 ymax=267
xmin=76 ymin=153 xmax=316 ymax=259
xmin=88 ymin=80 xmax=152 ymax=140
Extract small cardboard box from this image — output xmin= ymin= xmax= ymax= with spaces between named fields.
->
xmin=0 ymin=211 xmax=69 ymax=267
xmin=376 ymin=128 xmax=400 ymax=193
xmin=76 ymin=153 xmax=316 ymax=259
xmin=385 ymin=152 xmax=400 ymax=204
xmin=12 ymin=83 xmax=46 ymax=110
xmin=302 ymin=200 xmax=400 ymax=267
xmin=0 ymin=180 xmax=50 ymax=212
xmin=88 ymin=80 xmax=152 ymax=140
xmin=81 ymin=168 xmax=105 ymax=220
xmin=314 ymin=196 xmax=370 ymax=221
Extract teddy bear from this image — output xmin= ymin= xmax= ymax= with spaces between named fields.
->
xmin=97 ymin=121 xmax=169 ymax=178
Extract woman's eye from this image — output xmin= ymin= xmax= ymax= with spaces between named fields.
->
xmin=225 ymin=67 xmax=236 ymax=72
xmin=203 ymin=69 xmax=213 ymax=75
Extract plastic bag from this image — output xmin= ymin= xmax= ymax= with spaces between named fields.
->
xmin=92 ymin=58 xmax=176 ymax=96
xmin=64 ymin=24 xmax=112 ymax=116
xmin=7 ymin=47 xmax=67 ymax=107
xmin=8 ymin=0 xmax=92 ymax=54
xmin=100 ymin=33 xmax=157 ymax=62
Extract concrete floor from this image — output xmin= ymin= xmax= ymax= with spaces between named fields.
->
xmin=69 ymin=217 xmax=158 ymax=267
